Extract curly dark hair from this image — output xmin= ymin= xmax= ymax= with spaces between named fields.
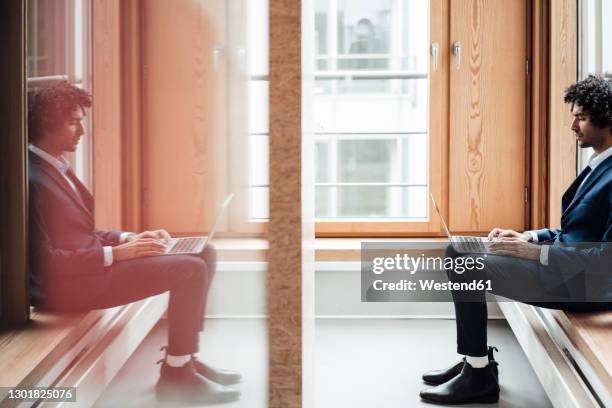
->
xmin=27 ymin=80 xmax=92 ymax=143
xmin=564 ymin=75 xmax=612 ymax=130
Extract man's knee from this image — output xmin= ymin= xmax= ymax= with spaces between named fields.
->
xmin=445 ymin=244 xmax=460 ymax=259
xmin=203 ymin=243 xmax=217 ymax=259
xmin=174 ymin=256 xmax=209 ymax=287
xmin=197 ymin=244 xmax=217 ymax=278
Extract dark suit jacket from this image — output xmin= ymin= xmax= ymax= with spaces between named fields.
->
xmin=534 ymin=155 xmax=612 ymax=301
xmin=29 ymin=151 xmax=122 ymax=311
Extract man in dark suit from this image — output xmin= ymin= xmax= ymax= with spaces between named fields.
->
xmin=419 ymin=75 xmax=612 ymax=404
xmin=28 ymin=80 xmax=240 ymax=404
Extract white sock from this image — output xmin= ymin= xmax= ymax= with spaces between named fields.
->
xmin=466 ymin=355 xmax=489 ymax=368
xmin=166 ymin=354 xmax=191 ymax=367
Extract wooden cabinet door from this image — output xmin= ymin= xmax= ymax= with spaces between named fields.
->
xmin=449 ymin=0 xmax=527 ymax=232
xmin=141 ymin=0 xmax=228 ymax=233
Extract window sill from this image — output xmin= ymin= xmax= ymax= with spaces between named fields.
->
xmin=212 ymin=237 xmax=448 ymax=262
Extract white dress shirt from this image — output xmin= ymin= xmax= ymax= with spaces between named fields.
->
xmin=527 ymin=145 xmax=612 ymax=265
xmin=29 ymin=144 xmax=131 ymax=267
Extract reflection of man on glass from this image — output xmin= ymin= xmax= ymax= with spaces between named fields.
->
xmin=419 ymin=76 xmax=612 ymax=405
xmin=28 ymin=81 xmax=240 ymax=404
xmin=342 ymin=18 xmax=387 ymax=70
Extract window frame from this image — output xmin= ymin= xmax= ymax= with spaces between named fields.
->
xmin=237 ymin=0 xmax=449 ymax=237
xmin=577 ymin=0 xmax=610 ymax=172
xmin=26 ymin=0 xmax=93 ymax=189
xmin=227 ymin=0 xmax=270 ymax=236
xmin=314 ymin=0 xmax=448 ymax=237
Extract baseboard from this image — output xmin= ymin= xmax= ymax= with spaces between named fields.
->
xmin=39 ymin=294 xmax=168 ymax=408
xmin=210 ymin=261 xmax=503 ymax=318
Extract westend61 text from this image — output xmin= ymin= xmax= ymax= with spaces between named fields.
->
xmin=372 ymin=279 xmax=493 ymax=292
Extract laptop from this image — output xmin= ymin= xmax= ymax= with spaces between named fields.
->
xmin=162 ymin=193 xmax=234 ymax=255
xmin=429 ymin=193 xmax=491 ymax=254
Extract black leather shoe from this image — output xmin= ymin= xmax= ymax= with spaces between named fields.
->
xmin=191 ymin=356 xmax=242 ymax=385
xmin=420 ymin=361 xmax=500 ymax=405
xmin=155 ymin=360 xmax=241 ymax=404
xmin=159 ymin=345 xmax=242 ymax=385
xmin=422 ymin=346 xmax=499 ymax=385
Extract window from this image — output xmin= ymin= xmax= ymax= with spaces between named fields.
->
xmin=314 ymin=0 xmax=429 ymax=220
xmin=225 ymin=0 xmax=270 ymax=233
xmin=243 ymin=0 xmax=448 ymax=236
xmin=246 ymin=0 xmax=270 ymax=221
xmin=27 ymin=0 xmax=92 ymax=186
xmin=577 ymin=0 xmax=612 ymax=169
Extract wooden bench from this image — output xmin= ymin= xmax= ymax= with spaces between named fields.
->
xmin=498 ymin=299 xmax=611 ymax=408
xmin=0 ymin=294 xmax=168 ymax=407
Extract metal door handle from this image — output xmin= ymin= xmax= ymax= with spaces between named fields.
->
xmin=453 ymin=41 xmax=461 ymax=70
xmin=236 ymin=46 xmax=247 ymax=72
xmin=431 ymin=42 xmax=439 ymax=72
xmin=213 ymin=45 xmax=225 ymax=72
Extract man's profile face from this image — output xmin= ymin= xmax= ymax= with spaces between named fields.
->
xmin=571 ymin=104 xmax=608 ymax=150
xmin=356 ymin=21 xmax=374 ymax=40
xmin=49 ymin=106 xmax=86 ymax=154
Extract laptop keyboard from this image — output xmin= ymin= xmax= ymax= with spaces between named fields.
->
xmin=170 ymin=237 xmax=204 ymax=254
xmin=454 ymin=236 xmax=487 ymax=253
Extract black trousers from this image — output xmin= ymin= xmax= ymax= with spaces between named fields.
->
xmin=84 ymin=245 xmax=216 ymax=356
xmin=445 ymin=246 xmax=612 ymax=357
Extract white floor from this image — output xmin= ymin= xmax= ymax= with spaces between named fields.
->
xmin=94 ymin=318 xmax=268 ymax=408
xmin=314 ymin=319 xmax=552 ymax=408
xmin=95 ymin=318 xmax=552 ymax=408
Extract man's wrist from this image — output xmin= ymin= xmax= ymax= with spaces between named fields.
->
xmin=111 ymin=245 xmax=127 ymax=263
xmin=120 ymin=232 xmax=136 ymax=243
xmin=539 ymin=245 xmax=550 ymax=265
xmin=103 ymin=246 xmax=113 ymax=267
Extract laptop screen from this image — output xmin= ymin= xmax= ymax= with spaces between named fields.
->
xmin=429 ymin=193 xmax=452 ymax=240
xmin=204 ymin=193 xmax=234 ymax=244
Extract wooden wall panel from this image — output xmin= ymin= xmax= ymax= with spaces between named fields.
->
xmin=0 ymin=0 xmax=28 ymax=325
xmin=120 ymin=0 xmax=143 ymax=233
xmin=529 ymin=0 xmax=550 ymax=230
xmin=92 ymin=0 xmax=122 ymax=230
xmin=548 ymin=0 xmax=577 ymax=228
xmin=449 ymin=0 xmax=528 ymax=232
xmin=141 ymin=0 xmax=226 ymax=233
xmin=429 ymin=0 xmax=451 ymax=236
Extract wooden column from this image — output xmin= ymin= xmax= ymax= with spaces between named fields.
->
xmin=0 ymin=0 xmax=28 ymax=325
xmin=268 ymin=0 xmax=315 ymax=406
xmin=548 ymin=0 xmax=577 ymax=227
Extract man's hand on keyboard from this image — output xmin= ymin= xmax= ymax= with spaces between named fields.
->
xmin=126 ymin=229 xmax=172 ymax=244
xmin=487 ymin=228 xmax=532 ymax=242
xmin=489 ymin=240 xmax=540 ymax=260
xmin=112 ymin=237 xmax=168 ymax=262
